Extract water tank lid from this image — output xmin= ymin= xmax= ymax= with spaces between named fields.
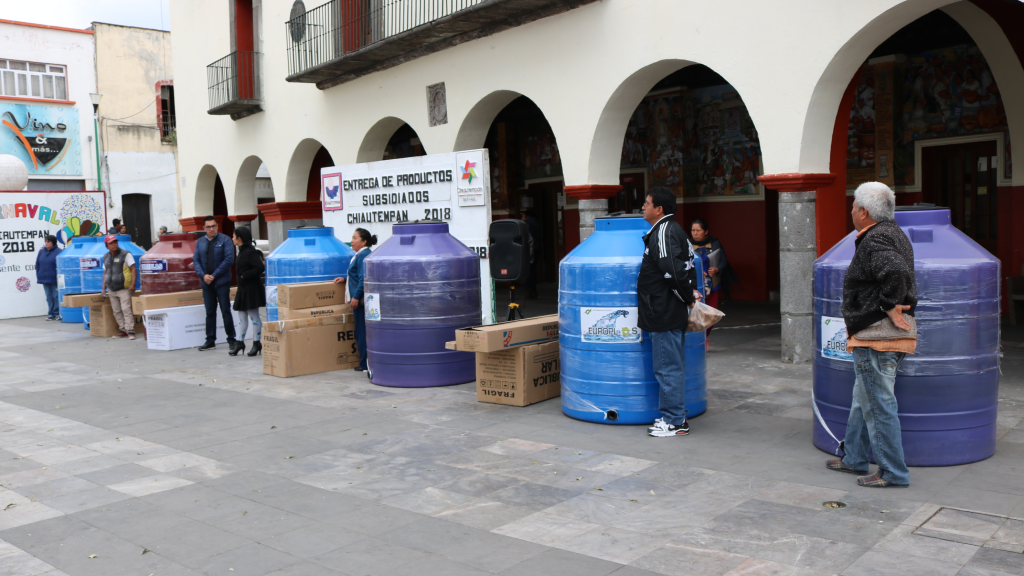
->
xmin=286 ymin=227 xmax=335 ymax=238
xmin=595 ymin=215 xmax=651 ymax=231
xmin=602 ymin=213 xmax=646 ymax=219
xmin=895 ymin=203 xmax=947 ymax=211
xmin=393 ymin=221 xmax=448 ymax=234
xmin=158 ymin=234 xmax=194 ymax=242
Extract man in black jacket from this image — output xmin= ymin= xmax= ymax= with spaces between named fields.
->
xmin=827 ymin=182 xmax=917 ymax=488
xmin=638 ymin=187 xmax=700 ymax=437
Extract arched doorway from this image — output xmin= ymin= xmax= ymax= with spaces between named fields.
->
xmin=483 ymin=96 xmax=564 ymax=301
xmin=813 ymin=3 xmax=1023 ymax=312
xmin=357 ymin=117 xmax=426 ymax=162
xmin=614 ymin=64 xmax=773 ymax=302
xmin=383 ymin=123 xmax=426 ymax=160
xmin=184 ymin=164 xmax=222 ymax=232
xmin=235 ymin=155 xmax=272 ymax=240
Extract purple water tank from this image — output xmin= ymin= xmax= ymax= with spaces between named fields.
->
xmin=813 ymin=207 xmax=1000 ymax=466
xmin=364 ymin=222 xmax=481 ymax=387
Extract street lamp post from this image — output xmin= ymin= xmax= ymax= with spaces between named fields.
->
xmin=89 ymin=93 xmax=103 ymax=192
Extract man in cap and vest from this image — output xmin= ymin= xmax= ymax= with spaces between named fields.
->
xmin=100 ymin=235 xmax=137 ymax=340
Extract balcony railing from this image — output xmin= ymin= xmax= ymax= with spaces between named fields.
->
xmin=286 ymin=0 xmax=598 ymax=88
xmin=207 ymin=51 xmax=263 ymax=119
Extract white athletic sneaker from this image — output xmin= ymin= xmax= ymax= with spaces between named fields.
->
xmin=648 ymin=417 xmax=666 ymax=431
xmin=648 ymin=420 xmax=689 ymax=437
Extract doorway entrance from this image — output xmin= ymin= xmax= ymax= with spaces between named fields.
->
xmin=121 ymin=194 xmax=153 ymax=250
xmin=922 ymin=140 xmax=998 ymax=253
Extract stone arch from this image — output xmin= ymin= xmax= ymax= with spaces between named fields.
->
xmin=797 ymin=0 xmax=1024 ymax=182
xmin=194 ymin=164 xmax=220 ymax=216
xmin=453 ymin=90 xmax=523 ymax=151
xmin=284 ymin=138 xmax=332 ymax=202
xmin=357 ymin=117 xmax=413 ymax=163
xmin=233 ymin=155 xmax=266 ymax=216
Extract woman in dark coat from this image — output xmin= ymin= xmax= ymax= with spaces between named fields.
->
xmin=690 ymin=219 xmax=739 ymax=343
xmin=230 ymin=226 xmax=266 ymax=356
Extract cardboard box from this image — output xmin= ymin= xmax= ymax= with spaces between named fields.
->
xmin=454 ymin=315 xmax=559 ymax=352
xmin=277 ymin=281 xmax=346 ymax=310
xmin=88 ymin=303 xmax=120 ymax=337
xmin=262 ymin=315 xmax=359 ymax=378
xmin=63 ymin=293 xmax=107 ymax=307
xmin=278 ymin=303 xmax=352 ymax=321
xmin=143 ymin=304 xmax=239 ymax=351
xmin=476 ymin=341 xmax=561 ymax=407
xmin=131 ymin=295 xmax=142 ymax=315
xmin=135 ymin=287 xmax=237 ymax=313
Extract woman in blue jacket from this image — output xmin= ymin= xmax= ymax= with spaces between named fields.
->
xmin=334 ymin=228 xmax=377 ymax=372
xmin=35 ymin=235 xmax=62 ymax=320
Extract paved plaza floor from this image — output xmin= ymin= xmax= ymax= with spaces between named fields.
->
xmin=0 ymin=302 xmax=1023 ymax=576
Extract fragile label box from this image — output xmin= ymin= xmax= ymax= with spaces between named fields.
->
xmin=88 ymin=303 xmax=120 ymax=337
xmin=278 ymin=303 xmax=352 ymax=321
xmin=143 ymin=303 xmax=238 ymax=351
xmin=134 ymin=287 xmax=237 ymax=313
xmin=262 ymin=315 xmax=360 ymax=378
xmin=476 ymin=340 xmax=561 ymax=407
xmin=276 ymin=281 xmax=346 ymax=310
xmin=454 ymin=315 xmax=559 ymax=352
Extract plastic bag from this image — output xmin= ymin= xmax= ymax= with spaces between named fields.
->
xmin=687 ymin=301 xmax=724 ymax=332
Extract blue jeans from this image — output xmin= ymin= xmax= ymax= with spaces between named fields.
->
xmin=42 ymin=283 xmax=59 ymax=318
xmin=236 ymin=308 xmax=261 ymax=342
xmin=843 ymin=347 xmax=910 ymax=485
xmin=354 ymin=306 xmax=367 ymax=369
xmin=202 ymin=283 xmax=236 ymax=344
xmin=651 ymin=329 xmax=687 ymax=425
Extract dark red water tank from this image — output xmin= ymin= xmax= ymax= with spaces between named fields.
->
xmin=140 ymin=234 xmax=201 ymax=294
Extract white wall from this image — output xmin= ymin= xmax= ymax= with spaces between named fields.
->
xmin=169 ymin=0 xmax=1024 ymax=219
xmin=105 ymin=151 xmax=178 ymax=241
xmin=0 ymin=21 xmax=97 ymax=189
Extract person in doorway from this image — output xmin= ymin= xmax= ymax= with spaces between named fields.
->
xmin=689 ymin=219 xmax=738 ymax=345
xmin=520 ymin=211 xmax=542 ymax=299
xmin=230 ymin=226 xmax=265 ymax=357
xmin=159 ymin=226 xmax=169 ymax=235
xmin=118 ymin=225 xmax=128 ymax=235
xmin=36 ymin=235 xmax=62 ymax=321
xmin=827 ymin=182 xmax=917 ymax=488
xmin=100 ymin=235 xmax=137 ymax=340
xmin=193 ymin=216 xmax=236 ymax=351
xmin=107 ymin=218 xmax=121 ymax=235
xmin=638 ymin=187 xmax=700 ymax=438
xmin=333 ymin=228 xmax=377 ymax=372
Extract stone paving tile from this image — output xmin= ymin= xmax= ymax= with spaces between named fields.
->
xmin=432 ymin=498 xmax=536 ymax=531
xmin=630 ymin=541 xmax=749 ymax=576
xmin=493 ymin=511 xmax=602 ymax=547
xmin=502 ymin=548 xmax=624 ymax=576
xmin=722 ymin=558 xmax=831 ymax=576
xmin=914 ymin=508 xmax=1006 ymax=546
xmin=839 ymin=548 xmax=961 ymax=576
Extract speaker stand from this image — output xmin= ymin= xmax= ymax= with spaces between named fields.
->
xmin=506 ymin=284 xmax=525 ymax=321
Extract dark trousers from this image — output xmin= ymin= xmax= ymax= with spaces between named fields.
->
xmin=354 ymin=306 xmax=367 ymax=369
xmin=42 ymin=283 xmax=59 ymax=318
xmin=203 ymin=283 xmax=236 ymax=344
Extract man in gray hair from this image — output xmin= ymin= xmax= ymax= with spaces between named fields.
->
xmin=826 ymin=181 xmax=917 ymax=488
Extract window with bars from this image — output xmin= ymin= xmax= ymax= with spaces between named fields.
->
xmin=0 ymin=59 xmax=68 ymax=100
xmin=159 ymin=84 xmax=176 ymax=139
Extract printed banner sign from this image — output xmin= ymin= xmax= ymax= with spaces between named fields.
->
xmin=322 ymin=150 xmax=495 ymax=324
xmin=0 ymin=191 xmax=106 ymax=320
xmin=0 ymin=104 xmax=82 ymax=176
xmin=364 ymin=293 xmax=380 ymax=321
xmin=821 ymin=316 xmax=853 ymax=361
xmin=580 ymin=307 xmax=641 ymax=343
xmin=140 ymin=259 xmax=168 ymax=274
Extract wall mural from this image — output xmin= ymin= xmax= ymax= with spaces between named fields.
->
xmin=0 ymin=104 xmax=82 ymax=177
xmin=621 ymin=85 xmax=761 ymax=197
xmin=847 ymin=43 xmax=1011 ymax=188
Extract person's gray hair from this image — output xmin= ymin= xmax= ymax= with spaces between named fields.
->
xmin=853 ymin=181 xmax=896 ymax=222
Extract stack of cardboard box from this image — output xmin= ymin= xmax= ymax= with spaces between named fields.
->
xmin=130 ymin=287 xmax=239 ymax=350
xmin=263 ymin=282 xmax=359 ymax=377
xmin=62 ymin=293 xmax=146 ymax=338
xmin=450 ymin=315 xmax=561 ymax=407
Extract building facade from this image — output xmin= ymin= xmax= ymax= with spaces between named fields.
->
xmin=168 ymin=0 xmax=1024 ymax=362
xmin=93 ymin=22 xmax=179 ymax=249
xmin=0 ymin=20 xmax=99 ymax=193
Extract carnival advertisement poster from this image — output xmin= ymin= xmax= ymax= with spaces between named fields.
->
xmin=0 ymin=191 xmax=106 ymax=319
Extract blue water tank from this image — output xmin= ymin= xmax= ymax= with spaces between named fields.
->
xmin=365 ymin=222 xmax=480 ymax=387
xmin=82 ymin=235 xmax=145 ymax=293
xmin=265 ymin=227 xmax=355 ymax=321
xmin=56 ymin=236 xmax=101 ymax=323
xmin=813 ymin=207 xmax=1000 ymax=466
xmin=559 ymin=215 xmax=707 ymax=425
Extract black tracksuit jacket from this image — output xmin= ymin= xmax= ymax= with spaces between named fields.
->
xmin=637 ymin=215 xmax=698 ymax=332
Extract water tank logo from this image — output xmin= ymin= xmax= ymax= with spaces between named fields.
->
xmin=581 ymin=308 xmax=641 ymax=343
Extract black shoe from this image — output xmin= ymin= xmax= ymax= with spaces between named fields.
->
xmin=228 ymin=341 xmax=245 ymax=356
xmin=354 ymin=366 xmax=366 ymax=372
xmin=198 ymin=342 xmax=216 ymax=351
xmin=247 ymin=342 xmax=262 ymax=356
